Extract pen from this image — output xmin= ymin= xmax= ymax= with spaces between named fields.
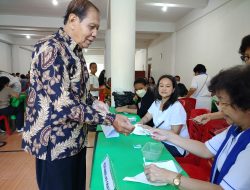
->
xmin=155 ymin=121 xmax=164 ymax=128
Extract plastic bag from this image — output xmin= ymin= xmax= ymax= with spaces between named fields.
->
xmin=112 ymin=91 xmax=135 ymax=107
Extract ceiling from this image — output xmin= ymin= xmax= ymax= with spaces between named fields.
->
xmin=0 ymin=0 xmax=209 ymax=48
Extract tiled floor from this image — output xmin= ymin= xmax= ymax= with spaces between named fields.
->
xmin=0 ymin=131 xmax=96 ymax=190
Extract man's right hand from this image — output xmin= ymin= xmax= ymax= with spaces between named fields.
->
xmin=112 ymin=114 xmax=135 ymax=135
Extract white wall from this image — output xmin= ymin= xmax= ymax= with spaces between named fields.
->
xmin=175 ymin=0 xmax=250 ymax=87
xmin=12 ymin=45 xmax=32 ymax=74
xmin=0 ymin=42 xmax=12 ymax=72
xmin=147 ymin=0 xmax=250 ymax=86
xmin=135 ymin=49 xmax=147 ymax=71
xmin=148 ymin=34 xmax=174 ymax=82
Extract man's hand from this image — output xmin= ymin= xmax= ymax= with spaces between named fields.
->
xmin=112 ymin=114 xmax=135 ymax=135
xmin=92 ymin=100 xmax=109 ymax=115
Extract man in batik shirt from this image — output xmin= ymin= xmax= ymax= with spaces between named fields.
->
xmin=22 ymin=1 xmax=134 ymax=190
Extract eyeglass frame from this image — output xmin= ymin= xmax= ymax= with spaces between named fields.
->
xmin=240 ymin=55 xmax=250 ymax=62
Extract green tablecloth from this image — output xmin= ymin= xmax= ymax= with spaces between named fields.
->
xmin=90 ymin=133 xmax=188 ymax=190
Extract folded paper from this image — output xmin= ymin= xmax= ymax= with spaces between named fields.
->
xmin=123 ymin=160 xmax=179 ymax=186
xmin=101 ymin=125 xmax=119 ymax=138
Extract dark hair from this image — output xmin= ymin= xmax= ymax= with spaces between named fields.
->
xmin=175 ymin=75 xmax=180 ymax=80
xmin=134 ymin=78 xmax=147 ymax=86
xmin=148 ymin=76 xmax=155 ymax=84
xmin=209 ymin=65 xmax=250 ymax=111
xmin=89 ymin=62 xmax=96 ymax=69
xmin=155 ymin=75 xmax=178 ymax=111
xmin=193 ymin=64 xmax=206 ymax=74
xmin=239 ymin=35 xmax=250 ymax=55
xmin=20 ymin=74 xmax=26 ymax=79
xmin=0 ymin=76 xmax=10 ymax=91
xmin=98 ymin=70 xmax=106 ymax=86
xmin=64 ymin=0 xmax=99 ymax=25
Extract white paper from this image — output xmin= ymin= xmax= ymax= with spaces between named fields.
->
xmin=123 ymin=160 xmax=179 ymax=186
xmin=101 ymin=125 xmax=119 ymax=138
xmin=132 ymin=124 xmax=152 ymax=136
xmin=123 ymin=173 xmax=166 ymax=186
xmin=101 ymin=156 xmax=115 ymax=190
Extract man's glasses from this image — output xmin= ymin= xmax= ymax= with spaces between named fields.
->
xmin=240 ymin=55 xmax=250 ymax=62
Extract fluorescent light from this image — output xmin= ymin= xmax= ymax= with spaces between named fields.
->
xmin=26 ymin=35 xmax=31 ymax=39
xmin=52 ymin=0 xmax=58 ymax=6
xmin=147 ymin=3 xmax=178 ymax=7
xmin=162 ymin=6 xmax=168 ymax=12
xmin=84 ymin=49 xmax=88 ymax=53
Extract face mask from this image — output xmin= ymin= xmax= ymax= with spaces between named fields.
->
xmin=136 ymin=89 xmax=146 ymax=98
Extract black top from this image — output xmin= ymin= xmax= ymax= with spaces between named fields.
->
xmin=177 ymin=83 xmax=188 ymax=97
xmin=136 ymin=89 xmax=155 ymax=127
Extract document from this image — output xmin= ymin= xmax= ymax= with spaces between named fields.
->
xmin=132 ymin=124 xmax=152 ymax=136
xmin=101 ymin=156 xmax=115 ymax=190
xmin=101 ymin=125 xmax=119 ymax=138
xmin=123 ymin=160 xmax=179 ymax=186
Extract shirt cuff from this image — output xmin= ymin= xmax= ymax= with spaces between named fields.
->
xmin=104 ymin=113 xmax=116 ymax=125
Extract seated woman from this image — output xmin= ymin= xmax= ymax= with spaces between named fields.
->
xmin=139 ymin=75 xmax=189 ymax=157
xmin=145 ymin=65 xmax=250 ymax=189
xmin=116 ymin=78 xmax=154 ymax=127
xmin=0 ymin=76 xmax=24 ymax=132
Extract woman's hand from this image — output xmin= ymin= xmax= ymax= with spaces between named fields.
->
xmin=193 ymin=114 xmax=211 ymax=125
xmin=141 ymin=124 xmax=151 ymax=130
xmin=115 ymin=106 xmax=127 ymax=113
xmin=144 ymin=164 xmax=173 ymax=184
xmin=150 ymin=128 xmax=172 ymax=141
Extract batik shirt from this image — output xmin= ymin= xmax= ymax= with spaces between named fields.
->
xmin=22 ymin=28 xmax=115 ymax=161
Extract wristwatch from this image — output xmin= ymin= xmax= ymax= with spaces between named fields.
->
xmin=173 ymin=173 xmax=182 ymax=187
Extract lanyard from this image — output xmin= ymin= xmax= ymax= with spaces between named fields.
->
xmin=210 ymin=125 xmax=250 ymax=184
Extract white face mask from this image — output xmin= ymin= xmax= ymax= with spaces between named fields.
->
xmin=136 ymin=89 xmax=146 ymax=98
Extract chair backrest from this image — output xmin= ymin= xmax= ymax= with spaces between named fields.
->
xmin=188 ymin=109 xmax=210 ymax=141
xmin=203 ymin=119 xmax=229 ymax=141
xmin=179 ymin=98 xmax=196 ymax=120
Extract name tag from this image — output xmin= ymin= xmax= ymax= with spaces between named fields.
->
xmin=101 ymin=156 xmax=115 ymax=190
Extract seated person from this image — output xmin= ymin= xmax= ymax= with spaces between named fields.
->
xmin=148 ymin=76 xmax=156 ymax=92
xmin=175 ymin=75 xmax=188 ymax=97
xmin=145 ymin=65 xmax=250 ymax=189
xmin=139 ymin=75 xmax=189 ymax=157
xmin=0 ymin=76 xmax=24 ymax=132
xmin=0 ymin=71 xmax=21 ymax=94
xmin=116 ymin=78 xmax=154 ymax=127
xmin=194 ymin=34 xmax=250 ymax=124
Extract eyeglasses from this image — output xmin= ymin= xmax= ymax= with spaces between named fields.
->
xmin=215 ymin=100 xmax=232 ymax=108
xmin=240 ymin=55 xmax=250 ymax=62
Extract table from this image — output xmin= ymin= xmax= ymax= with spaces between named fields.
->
xmin=90 ymin=132 xmax=188 ymax=190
